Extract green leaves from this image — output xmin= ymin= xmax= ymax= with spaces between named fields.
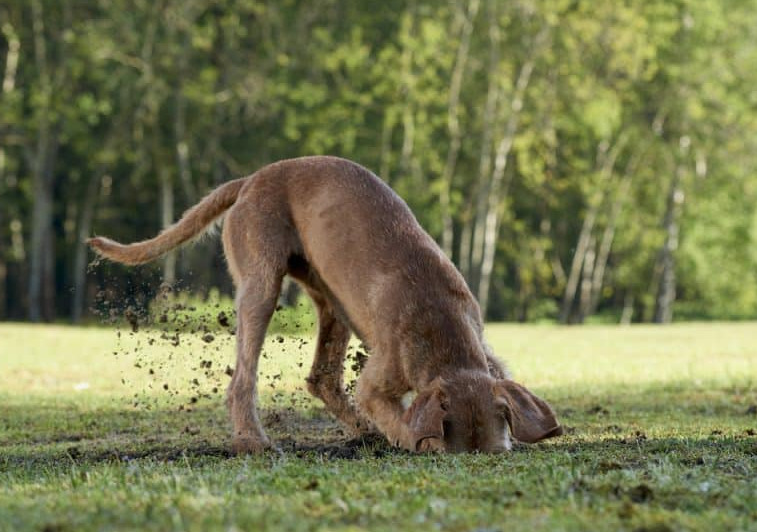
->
xmin=1 ymin=0 xmax=756 ymax=322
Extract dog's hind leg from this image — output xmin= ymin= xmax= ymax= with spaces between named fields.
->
xmin=227 ymin=273 xmax=284 ymax=454
xmin=304 ymin=288 xmax=372 ymax=435
xmin=222 ymin=187 xmax=294 ymax=454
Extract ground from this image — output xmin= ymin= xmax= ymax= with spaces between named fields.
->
xmin=1 ymin=320 xmax=756 ymax=531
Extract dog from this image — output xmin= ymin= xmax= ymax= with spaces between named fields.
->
xmin=89 ymin=156 xmax=562 ymax=453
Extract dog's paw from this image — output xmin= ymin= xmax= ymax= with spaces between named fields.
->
xmin=417 ymin=437 xmax=445 ymax=453
xmin=231 ymin=435 xmax=273 ymax=455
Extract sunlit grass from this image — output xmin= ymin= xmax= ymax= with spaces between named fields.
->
xmin=5 ymin=321 xmax=755 ymax=396
xmin=1 ymin=321 xmax=756 ymax=531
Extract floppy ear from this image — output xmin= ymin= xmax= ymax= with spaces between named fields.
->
xmin=401 ymin=380 xmax=447 ymax=451
xmin=494 ymin=380 xmax=563 ymax=443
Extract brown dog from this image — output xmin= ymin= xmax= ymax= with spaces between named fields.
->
xmin=89 ymin=156 xmax=562 ymax=453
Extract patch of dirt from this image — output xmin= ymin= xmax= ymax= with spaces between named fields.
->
xmin=621 ymin=430 xmax=648 ymax=444
xmin=586 ymin=405 xmax=610 ymax=416
xmin=81 ymin=442 xmax=236 ymax=463
xmin=55 ymin=430 xmax=395 ymax=465
xmin=278 ymin=432 xmax=395 ymax=459
xmin=262 ymin=407 xmax=396 ymax=459
xmin=633 ymin=525 xmax=673 ymax=532
xmin=628 ymin=483 xmax=654 ymax=503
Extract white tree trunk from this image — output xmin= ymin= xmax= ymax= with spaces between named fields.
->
xmin=160 ymin=170 xmax=176 ymax=286
xmin=461 ymin=0 xmax=500 ymax=284
xmin=439 ymin=0 xmax=479 ymax=257
xmin=654 ymin=160 xmax=686 ymax=324
xmin=559 ymin=133 xmax=627 ymax=323
xmin=476 ymin=39 xmax=543 ymax=315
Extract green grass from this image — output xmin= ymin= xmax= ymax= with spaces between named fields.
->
xmin=1 ymin=321 xmax=757 ymax=531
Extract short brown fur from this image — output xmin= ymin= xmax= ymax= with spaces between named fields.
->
xmin=89 ymin=156 xmax=562 ymax=453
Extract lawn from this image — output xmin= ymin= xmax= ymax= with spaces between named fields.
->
xmin=1 ymin=320 xmax=756 ymax=531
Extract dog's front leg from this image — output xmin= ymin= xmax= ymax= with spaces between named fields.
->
xmin=356 ymin=386 xmax=414 ymax=450
xmin=227 ymin=278 xmax=281 ymax=454
xmin=354 ymin=361 xmax=416 ymax=451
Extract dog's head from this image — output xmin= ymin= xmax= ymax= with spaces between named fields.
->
xmin=402 ymin=372 xmax=562 ymax=453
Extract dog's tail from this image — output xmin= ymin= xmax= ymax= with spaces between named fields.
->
xmin=88 ymin=177 xmax=247 ymax=265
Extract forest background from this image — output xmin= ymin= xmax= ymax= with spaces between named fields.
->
xmin=1 ymin=0 xmax=756 ymax=325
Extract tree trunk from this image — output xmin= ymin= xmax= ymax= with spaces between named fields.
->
xmin=438 ymin=0 xmax=479 ymax=257
xmin=0 ymin=21 xmax=20 ymax=320
xmin=174 ymin=27 xmax=195 ymax=202
xmin=27 ymin=0 xmax=58 ymax=322
xmin=1 ymin=21 xmax=20 ymax=95
xmin=620 ymin=293 xmax=634 ymax=325
xmin=397 ymin=11 xmax=417 ymax=181
xmin=584 ymin=146 xmax=644 ymax=317
xmin=458 ymin=213 xmax=474 ymax=283
xmin=71 ymin=173 xmax=101 ymax=322
xmin=27 ymin=144 xmax=57 ymax=322
xmin=476 ymin=29 xmax=546 ymax=316
xmin=379 ymin=111 xmax=396 ymax=185
xmin=559 ymin=134 xmax=627 ymax=323
xmin=0 ymin=193 xmax=5 ymax=319
xmin=0 ymin=258 xmax=5 ymax=320
xmin=654 ymin=157 xmax=686 ymax=324
xmin=577 ymin=236 xmax=596 ymax=323
xmin=460 ymin=0 xmax=500 ymax=285
xmin=160 ymin=169 xmax=176 ymax=286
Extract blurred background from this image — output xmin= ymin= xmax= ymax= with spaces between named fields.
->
xmin=0 ymin=0 xmax=755 ymax=325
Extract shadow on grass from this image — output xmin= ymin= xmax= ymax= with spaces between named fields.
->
xmin=4 ymin=427 xmax=755 ymax=479
xmin=543 ymin=379 xmax=756 ymax=416
xmin=0 ymin=398 xmax=401 ymax=470
xmin=2 ymin=377 xmax=755 ymax=471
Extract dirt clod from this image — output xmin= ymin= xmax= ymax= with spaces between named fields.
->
xmin=629 ymin=483 xmax=654 ymax=503
xmin=351 ymin=351 xmax=368 ymax=373
xmin=622 ymin=431 xmax=647 ymax=444
xmin=124 ymin=307 xmax=139 ymax=333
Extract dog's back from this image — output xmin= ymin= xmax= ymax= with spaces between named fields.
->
xmin=234 ymin=156 xmax=482 ymax=354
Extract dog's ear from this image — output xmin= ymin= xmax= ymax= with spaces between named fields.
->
xmin=402 ymin=379 xmax=447 ymax=451
xmin=494 ymin=380 xmax=563 ymax=443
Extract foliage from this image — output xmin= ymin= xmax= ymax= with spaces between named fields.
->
xmin=0 ymin=0 xmax=756 ymax=323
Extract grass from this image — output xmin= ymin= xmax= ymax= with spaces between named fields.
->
xmin=1 ymin=320 xmax=756 ymax=531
